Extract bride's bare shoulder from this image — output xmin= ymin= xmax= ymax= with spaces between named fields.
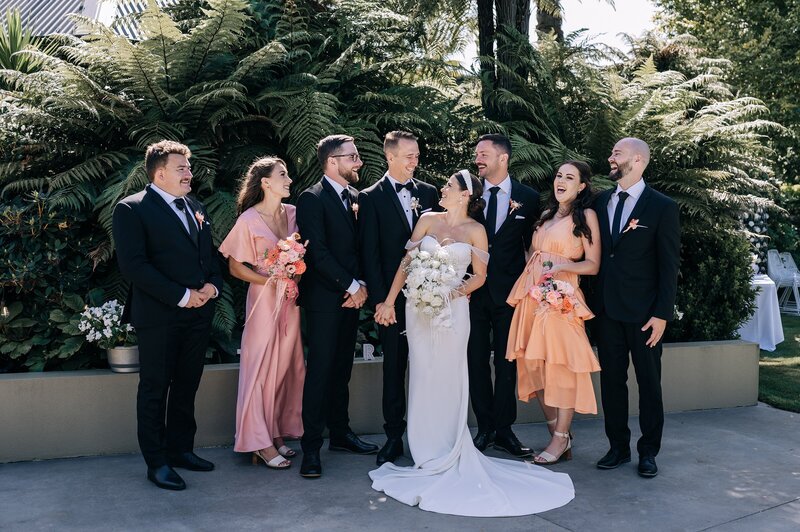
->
xmin=464 ymin=220 xmax=488 ymax=247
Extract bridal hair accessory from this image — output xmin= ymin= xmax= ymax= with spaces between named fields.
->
xmin=458 ymin=169 xmax=473 ymax=195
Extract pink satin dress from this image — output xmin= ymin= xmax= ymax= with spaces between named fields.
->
xmin=506 ymin=216 xmax=600 ymax=414
xmin=219 ymin=205 xmax=305 ymax=452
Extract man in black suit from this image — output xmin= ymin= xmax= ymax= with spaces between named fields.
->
xmin=590 ymin=137 xmax=680 ymax=478
xmin=468 ymin=134 xmax=540 ymax=457
xmin=296 ymin=134 xmax=379 ymax=478
xmin=112 ymin=140 xmax=223 ymax=491
xmin=358 ymin=131 xmax=440 ymax=465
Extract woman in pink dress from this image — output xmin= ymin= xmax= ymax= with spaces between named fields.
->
xmin=219 ymin=157 xmax=305 ymax=469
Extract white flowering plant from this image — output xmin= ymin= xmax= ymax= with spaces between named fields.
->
xmin=403 ymin=246 xmax=463 ymax=329
xmin=78 ymin=300 xmax=135 ymax=349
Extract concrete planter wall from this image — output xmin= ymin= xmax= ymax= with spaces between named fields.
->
xmin=1 ymin=340 xmax=759 ymax=463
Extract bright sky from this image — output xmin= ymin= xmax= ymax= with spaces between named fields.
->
xmin=457 ymin=0 xmax=658 ymax=66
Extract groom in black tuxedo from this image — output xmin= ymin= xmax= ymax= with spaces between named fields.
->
xmin=358 ymin=131 xmax=440 ymax=465
xmin=296 ymin=134 xmax=379 ymax=478
xmin=468 ymin=134 xmax=540 ymax=457
xmin=589 ymin=137 xmax=680 ymax=478
xmin=113 ymin=140 xmax=223 ymax=490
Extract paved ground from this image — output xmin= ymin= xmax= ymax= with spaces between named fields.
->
xmin=2 ymin=404 xmax=799 ymax=531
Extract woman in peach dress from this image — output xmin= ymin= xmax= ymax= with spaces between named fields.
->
xmin=219 ymin=157 xmax=305 ymax=469
xmin=506 ymin=160 xmax=601 ymax=465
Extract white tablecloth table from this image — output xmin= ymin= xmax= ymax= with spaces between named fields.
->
xmin=738 ymin=275 xmax=784 ymax=351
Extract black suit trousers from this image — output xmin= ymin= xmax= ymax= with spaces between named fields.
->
xmin=136 ymin=309 xmax=211 ymax=468
xmin=378 ymin=300 xmax=409 ymax=438
xmin=467 ymin=291 xmax=517 ymax=436
xmin=594 ymin=312 xmax=664 ymax=457
xmin=301 ymin=307 xmax=359 ymax=453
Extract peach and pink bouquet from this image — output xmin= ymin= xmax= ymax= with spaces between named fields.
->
xmin=263 ymin=233 xmax=307 ymax=303
xmin=529 ymin=270 xmax=579 ymax=314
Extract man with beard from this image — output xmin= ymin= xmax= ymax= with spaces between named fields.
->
xmin=590 ymin=137 xmax=680 ymax=478
xmin=468 ymin=134 xmax=540 ymax=457
xmin=358 ymin=131 xmax=440 ymax=465
xmin=296 ymin=134 xmax=378 ymax=478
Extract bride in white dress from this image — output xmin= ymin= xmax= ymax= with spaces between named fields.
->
xmin=370 ymin=170 xmax=574 ymax=517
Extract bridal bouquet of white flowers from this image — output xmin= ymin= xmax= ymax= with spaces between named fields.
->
xmin=78 ymin=299 xmax=135 ymax=349
xmin=403 ymin=246 xmax=462 ymax=329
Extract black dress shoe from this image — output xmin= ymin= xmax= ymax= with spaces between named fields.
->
xmin=167 ymin=451 xmax=215 ymax=472
xmin=596 ymin=448 xmax=631 ymax=470
xmin=472 ymin=431 xmax=495 ymax=452
xmin=638 ymin=455 xmax=658 ymax=478
xmin=329 ymin=431 xmax=379 ymax=454
xmin=376 ymin=437 xmax=404 ymax=466
xmin=147 ymin=465 xmax=186 ymax=491
xmin=493 ymin=433 xmax=534 ymax=457
xmin=300 ymin=451 xmax=322 ymax=478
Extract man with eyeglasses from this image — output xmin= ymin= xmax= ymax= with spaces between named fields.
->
xmin=296 ymin=134 xmax=378 ymax=478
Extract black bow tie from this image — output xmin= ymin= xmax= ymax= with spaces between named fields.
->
xmin=395 ymin=181 xmax=414 ymax=192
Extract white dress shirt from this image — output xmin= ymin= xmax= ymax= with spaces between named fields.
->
xmin=607 ymin=178 xmax=646 ymax=235
xmin=385 ymin=173 xmax=413 ymax=229
xmin=482 ymin=175 xmax=512 ymax=231
xmin=323 ymin=175 xmax=361 ymax=295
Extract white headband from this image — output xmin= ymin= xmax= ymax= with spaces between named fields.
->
xmin=458 ymin=169 xmax=473 ymax=195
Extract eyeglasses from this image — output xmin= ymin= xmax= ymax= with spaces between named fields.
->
xmin=330 ymin=153 xmax=361 ymax=162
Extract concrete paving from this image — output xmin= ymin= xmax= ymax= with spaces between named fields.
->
xmin=1 ymin=404 xmax=799 ymax=531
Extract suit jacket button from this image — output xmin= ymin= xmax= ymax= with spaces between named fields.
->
xmin=609 ymin=253 xmax=614 ymax=258
xmin=488 ymin=244 xmax=492 ymax=249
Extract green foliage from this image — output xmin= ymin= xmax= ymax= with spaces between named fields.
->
xmin=0 ymin=9 xmax=54 ymax=76
xmin=0 ymin=194 xmax=108 ymax=371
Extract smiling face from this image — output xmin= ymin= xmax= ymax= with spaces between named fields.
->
xmin=474 ymin=140 xmax=508 ymax=182
xmin=154 ymin=154 xmax=192 ymax=197
xmin=553 ymin=163 xmax=586 ymax=206
xmin=386 ymin=138 xmax=419 ymax=182
xmin=439 ymin=175 xmax=469 ymax=211
xmin=263 ymin=162 xmax=292 ymax=199
xmin=608 ymin=140 xmax=635 ymax=182
xmin=331 ymin=141 xmax=363 ymax=184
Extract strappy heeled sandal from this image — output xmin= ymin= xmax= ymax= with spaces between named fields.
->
xmin=529 ymin=430 xmax=572 ymax=465
xmin=252 ymin=450 xmax=291 ymax=469
xmin=277 ymin=445 xmax=296 ymax=458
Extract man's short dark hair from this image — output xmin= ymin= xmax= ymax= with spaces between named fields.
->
xmin=383 ymin=130 xmax=418 ymax=153
xmin=477 ymin=133 xmax=512 ymax=158
xmin=317 ymin=135 xmax=355 ymax=168
xmin=145 ymin=140 xmax=191 ymax=182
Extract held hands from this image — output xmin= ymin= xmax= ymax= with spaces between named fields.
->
xmin=342 ymin=285 xmax=368 ymax=309
xmin=374 ymin=302 xmax=397 ymax=326
xmin=642 ymin=317 xmax=667 ymax=348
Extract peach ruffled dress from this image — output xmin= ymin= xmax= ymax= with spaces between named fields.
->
xmin=506 ymin=216 xmax=600 ymax=414
xmin=219 ymin=205 xmax=305 ymax=452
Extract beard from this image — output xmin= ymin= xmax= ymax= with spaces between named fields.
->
xmin=609 ymin=160 xmax=631 ymax=181
xmin=340 ymin=167 xmax=360 ymax=184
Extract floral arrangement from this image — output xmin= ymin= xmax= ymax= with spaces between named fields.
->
xmin=403 ymin=246 xmax=462 ymax=329
xmin=509 ymin=199 xmax=523 ymax=213
xmin=78 ymin=299 xmax=135 ymax=349
xmin=263 ymin=232 xmax=307 ymax=301
xmin=529 ymin=264 xmax=579 ymax=314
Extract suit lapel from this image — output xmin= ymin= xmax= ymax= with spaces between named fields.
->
xmin=145 ymin=185 xmax=197 ymax=247
xmin=321 ymin=178 xmax=355 ymax=231
xmin=380 ymin=177 xmax=412 ymax=233
xmin=615 ymin=185 xmax=652 ymax=247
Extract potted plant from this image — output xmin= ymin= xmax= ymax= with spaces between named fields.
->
xmin=78 ymin=300 xmax=138 ymax=373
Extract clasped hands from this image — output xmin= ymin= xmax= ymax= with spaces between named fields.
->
xmin=186 ymin=283 xmax=217 ymax=308
xmin=342 ymin=284 xmax=368 ymax=309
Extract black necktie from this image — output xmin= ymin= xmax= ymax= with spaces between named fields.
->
xmin=486 ymin=186 xmax=500 ymax=238
xmin=611 ymin=191 xmax=630 ymax=244
xmin=395 ymin=181 xmax=414 ymax=193
xmin=173 ymin=198 xmax=198 ymax=245
xmin=340 ymin=189 xmax=351 ymax=211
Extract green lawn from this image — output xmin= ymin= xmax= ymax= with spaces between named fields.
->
xmin=759 ymin=313 xmax=800 ymax=412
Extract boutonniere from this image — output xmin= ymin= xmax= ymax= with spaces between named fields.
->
xmin=509 ymin=199 xmax=523 ymax=214
xmin=622 ymin=218 xmax=647 ymax=233
xmin=351 ymin=202 xmax=359 ymax=220
xmin=410 ymin=196 xmax=420 ymax=216
xmin=194 ymin=211 xmax=205 ymax=229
